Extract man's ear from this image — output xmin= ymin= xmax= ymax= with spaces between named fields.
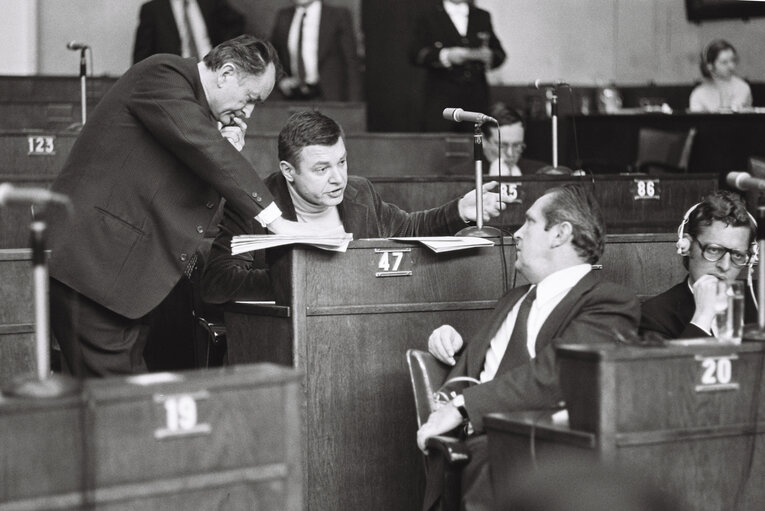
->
xmin=217 ymin=63 xmax=237 ymax=87
xmin=280 ymin=160 xmax=296 ymax=182
xmin=551 ymin=221 xmax=573 ymax=248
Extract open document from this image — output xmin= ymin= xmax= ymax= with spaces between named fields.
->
xmin=390 ymin=237 xmax=495 ymax=253
xmin=231 ymin=233 xmax=354 ymax=255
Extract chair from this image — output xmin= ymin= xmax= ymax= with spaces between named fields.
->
xmin=633 ymin=127 xmax=696 ymax=174
xmin=406 ymin=349 xmax=470 ymax=511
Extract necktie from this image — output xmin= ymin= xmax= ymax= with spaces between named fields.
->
xmin=183 ymin=0 xmax=199 ymax=60
xmin=296 ymin=10 xmax=307 ymax=84
xmin=505 ymin=286 xmax=537 ymax=358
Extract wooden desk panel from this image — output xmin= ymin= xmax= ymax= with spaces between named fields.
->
xmin=0 ymin=249 xmax=35 ymax=387
xmin=486 ymin=342 xmax=765 ymax=511
xmin=0 ymin=364 xmax=303 ymax=511
xmin=370 ymin=174 xmax=718 ymax=234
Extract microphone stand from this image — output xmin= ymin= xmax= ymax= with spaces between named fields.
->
xmin=79 ymin=48 xmax=88 ymax=125
xmin=3 ymin=211 xmax=78 ymax=398
xmin=541 ymin=86 xmax=572 ymax=175
xmin=457 ymin=123 xmax=502 ymax=238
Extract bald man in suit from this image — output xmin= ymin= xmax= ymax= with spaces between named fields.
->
xmin=417 ymin=185 xmax=640 ymax=511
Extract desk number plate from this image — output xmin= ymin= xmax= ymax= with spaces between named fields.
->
xmin=631 ymin=178 xmax=660 ymax=200
xmin=694 ymin=354 xmax=739 ymax=392
xmin=27 ymin=135 xmax=56 ymax=155
xmin=499 ymin=183 xmax=523 ymax=204
xmin=154 ymin=390 xmax=212 ymax=439
xmin=375 ymin=248 xmax=412 ymax=277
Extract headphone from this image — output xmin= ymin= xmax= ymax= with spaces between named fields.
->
xmin=677 ymin=201 xmax=759 ymax=308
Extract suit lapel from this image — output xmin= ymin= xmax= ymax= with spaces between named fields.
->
xmin=338 ymin=184 xmax=373 ymax=236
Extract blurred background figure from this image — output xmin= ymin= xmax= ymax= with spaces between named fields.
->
xmin=133 ymin=0 xmax=245 ymax=64
xmin=482 ymin=103 xmax=548 ymax=176
xmin=270 ymin=0 xmax=362 ymax=101
xmin=409 ymin=0 xmax=506 ymax=132
xmin=689 ymin=39 xmax=752 ymax=112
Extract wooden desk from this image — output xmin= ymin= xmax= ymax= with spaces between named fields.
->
xmin=0 ymin=364 xmax=303 ymax=511
xmin=370 ymin=173 xmax=718 ymax=234
xmin=0 ymin=249 xmax=34 ymax=388
xmin=222 ymin=234 xmax=684 ymax=510
xmin=486 ymin=342 xmax=765 ymax=511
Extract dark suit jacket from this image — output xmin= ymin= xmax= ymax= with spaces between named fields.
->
xmin=200 ymin=172 xmax=466 ymax=304
xmin=270 ymin=3 xmax=361 ymax=101
xmin=640 ymin=278 xmax=757 ymax=339
xmin=133 ymin=0 xmax=244 ymax=64
xmin=422 ymin=271 xmax=640 ymax=510
xmin=49 ymin=54 xmax=275 ymax=320
xmin=409 ymin=1 xmax=506 ymax=132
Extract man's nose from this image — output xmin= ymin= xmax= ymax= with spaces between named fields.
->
xmin=716 ymin=252 xmax=732 ymax=271
xmin=242 ymin=104 xmax=255 ymax=118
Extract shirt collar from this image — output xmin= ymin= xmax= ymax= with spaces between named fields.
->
xmin=443 ymin=0 xmax=469 ymax=17
xmin=534 ymin=263 xmax=592 ymax=305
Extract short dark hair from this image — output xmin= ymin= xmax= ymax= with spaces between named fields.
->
xmin=700 ymin=39 xmax=737 ymax=79
xmin=278 ymin=111 xmax=345 ymax=166
xmin=203 ymin=35 xmax=282 ymax=78
xmin=686 ymin=190 xmax=755 ymax=243
xmin=541 ymin=185 xmax=605 ymax=264
xmin=481 ymin=103 xmax=525 ymax=137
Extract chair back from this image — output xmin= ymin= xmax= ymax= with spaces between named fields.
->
xmin=406 ymin=349 xmax=452 ymax=428
xmin=636 ymin=127 xmax=697 ymax=173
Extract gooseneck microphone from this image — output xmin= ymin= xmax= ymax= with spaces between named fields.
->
xmin=533 ymin=79 xmax=569 ymax=89
xmin=442 ymin=108 xmax=497 ymax=125
xmin=727 ymin=171 xmax=765 ymax=192
xmin=66 ymin=41 xmax=89 ymax=51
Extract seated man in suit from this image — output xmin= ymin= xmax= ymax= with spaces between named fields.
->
xmin=417 ymin=184 xmax=641 ymax=511
xmin=200 ymin=110 xmax=511 ymax=304
xmin=640 ymin=190 xmax=757 ymax=339
xmin=270 ymin=0 xmax=362 ymax=101
xmin=482 ymin=103 xmax=547 ymax=176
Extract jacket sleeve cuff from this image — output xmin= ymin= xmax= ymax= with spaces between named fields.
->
xmin=254 ymin=202 xmax=282 ymax=228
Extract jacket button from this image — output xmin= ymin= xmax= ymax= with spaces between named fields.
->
xmin=206 ymin=201 xmax=215 ymax=209
xmin=256 ymin=197 xmax=262 ymax=202
xmin=251 ymin=192 xmax=258 ymax=198
xmin=180 ymin=253 xmax=188 ymax=262
xmin=197 ymin=225 xmax=204 ymax=234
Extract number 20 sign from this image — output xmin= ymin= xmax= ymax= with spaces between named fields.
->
xmin=694 ymin=354 xmax=739 ymax=392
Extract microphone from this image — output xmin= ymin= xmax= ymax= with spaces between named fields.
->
xmin=0 ymin=183 xmax=70 ymax=206
xmin=66 ymin=41 xmax=89 ymax=51
xmin=726 ymin=171 xmax=765 ymax=192
xmin=442 ymin=108 xmax=496 ymax=125
xmin=533 ymin=79 xmax=569 ymax=89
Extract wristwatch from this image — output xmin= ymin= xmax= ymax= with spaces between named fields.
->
xmin=452 ymin=394 xmax=469 ymax=420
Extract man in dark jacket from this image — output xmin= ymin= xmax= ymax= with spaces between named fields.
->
xmin=200 ymin=110 xmax=510 ymax=304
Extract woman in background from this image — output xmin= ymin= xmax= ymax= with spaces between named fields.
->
xmin=689 ymin=39 xmax=752 ymax=112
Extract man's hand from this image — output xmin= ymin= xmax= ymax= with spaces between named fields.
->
xmin=278 ymin=76 xmax=301 ymax=96
xmin=443 ymin=47 xmax=471 ymax=66
xmin=417 ymin=401 xmax=463 ymax=452
xmin=458 ymin=181 xmax=511 ymax=223
xmin=219 ymin=117 xmax=247 ymax=152
xmin=690 ymin=275 xmax=727 ymax=332
xmin=428 ymin=325 xmax=463 ymax=366
xmin=470 ymin=47 xmax=493 ymax=66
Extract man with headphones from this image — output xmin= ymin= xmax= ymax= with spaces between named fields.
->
xmin=640 ymin=190 xmax=758 ymax=339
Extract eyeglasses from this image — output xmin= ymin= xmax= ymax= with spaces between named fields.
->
xmin=498 ymin=141 xmax=526 ymax=153
xmin=694 ymin=239 xmax=750 ymax=267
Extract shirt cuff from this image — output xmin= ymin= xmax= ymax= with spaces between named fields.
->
xmin=254 ymin=202 xmax=282 ymax=228
xmin=438 ymin=48 xmax=453 ymax=68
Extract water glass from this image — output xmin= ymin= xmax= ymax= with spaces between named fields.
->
xmin=714 ymin=281 xmax=745 ymax=344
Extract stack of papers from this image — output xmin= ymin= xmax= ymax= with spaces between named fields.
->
xmin=231 ymin=233 xmax=353 ymax=254
xmin=390 ymin=236 xmax=495 ymax=253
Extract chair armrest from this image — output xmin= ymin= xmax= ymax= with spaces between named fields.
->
xmin=426 ymin=435 xmax=471 ymax=465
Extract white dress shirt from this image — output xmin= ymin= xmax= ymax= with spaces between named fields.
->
xmin=288 ymin=0 xmax=322 ymax=84
xmin=480 ymin=264 xmax=592 ymax=383
xmin=170 ymin=0 xmax=212 ymax=59
xmin=443 ymin=0 xmax=469 ymax=37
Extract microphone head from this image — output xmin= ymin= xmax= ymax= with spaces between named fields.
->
xmin=442 ymin=108 xmax=461 ymax=122
xmin=726 ymin=171 xmax=751 ymax=190
xmin=66 ymin=41 xmax=89 ymax=50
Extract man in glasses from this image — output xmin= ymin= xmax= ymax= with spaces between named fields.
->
xmin=640 ymin=190 xmax=757 ymax=339
xmin=482 ymin=103 xmax=547 ymax=176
